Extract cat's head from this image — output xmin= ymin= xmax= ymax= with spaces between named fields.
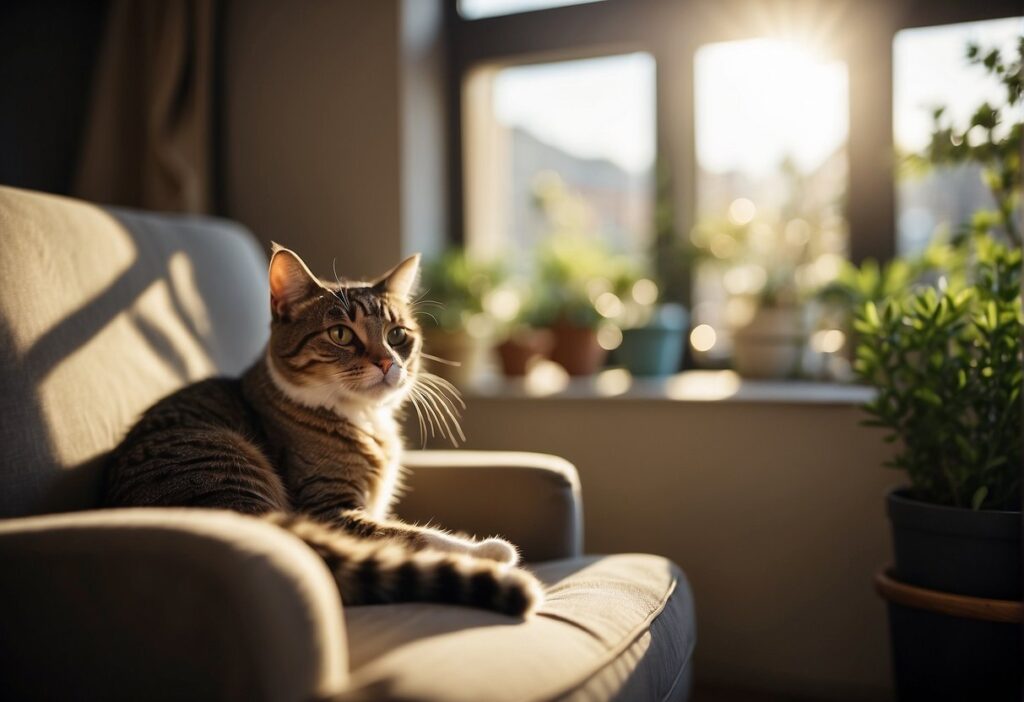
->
xmin=264 ymin=244 xmax=423 ymax=409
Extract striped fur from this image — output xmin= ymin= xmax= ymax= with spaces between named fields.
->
xmin=103 ymin=247 xmax=543 ymax=617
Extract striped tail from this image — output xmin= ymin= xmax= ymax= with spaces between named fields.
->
xmin=264 ymin=513 xmax=544 ymax=617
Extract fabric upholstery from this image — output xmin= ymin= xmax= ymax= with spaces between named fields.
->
xmin=0 ymin=508 xmax=348 ymax=702
xmin=400 ymin=450 xmax=583 ymax=563
xmin=338 ymin=554 xmax=695 ymax=701
xmin=0 ymin=185 xmax=270 ymax=516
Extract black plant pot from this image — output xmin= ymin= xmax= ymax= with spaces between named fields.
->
xmin=884 ymin=488 xmax=1022 ymax=701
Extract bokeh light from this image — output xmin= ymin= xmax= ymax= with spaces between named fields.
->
xmin=690 ymin=324 xmax=717 ymax=352
xmin=728 ymin=198 xmax=757 ymax=225
xmin=597 ymin=322 xmax=623 ymax=350
xmin=631 ymin=278 xmax=659 ymax=305
xmin=595 ymin=292 xmax=624 ymax=318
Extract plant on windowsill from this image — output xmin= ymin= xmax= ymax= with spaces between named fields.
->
xmin=418 ymin=249 xmax=504 ymax=387
xmin=612 ymin=162 xmax=691 ymax=377
xmin=528 ymin=173 xmax=637 ymax=376
xmin=531 ymin=231 xmax=622 ymax=376
xmin=850 ymin=36 xmax=1022 ymax=701
xmin=613 ymin=283 xmax=689 ymax=377
xmin=692 ymin=163 xmax=847 ymax=378
xmin=491 ymin=282 xmax=554 ymax=377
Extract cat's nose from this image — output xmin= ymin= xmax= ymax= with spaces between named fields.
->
xmin=377 ymin=358 xmax=394 ymax=375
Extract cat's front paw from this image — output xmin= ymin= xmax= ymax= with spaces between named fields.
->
xmin=472 ymin=537 xmax=520 ymax=566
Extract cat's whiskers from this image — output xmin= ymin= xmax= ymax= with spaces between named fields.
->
xmin=420 ymin=372 xmax=465 ymax=404
xmin=407 ymin=388 xmax=428 ymax=448
xmin=412 ymin=372 xmax=465 ymax=446
xmin=408 ymin=385 xmax=444 ymax=442
xmin=411 ymin=387 xmax=441 ymax=441
xmin=412 ymin=381 xmax=457 ymax=445
xmin=420 ymin=352 xmax=460 ymax=367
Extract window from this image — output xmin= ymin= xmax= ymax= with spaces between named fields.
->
xmin=458 ymin=0 xmax=606 ymax=20
xmin=463 ymin=52 xmax=656 ymax=261
xmin=447 ymin=1 xmax=1022 ymax=378
xmin=691 ymin=38 xmax=849 ymax=363
xmin=893 ymin=17 xmax=1024 ymax=255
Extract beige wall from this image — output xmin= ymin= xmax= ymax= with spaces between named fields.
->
xmin=411 ymin=396 xmax=898 ymax=701
xmin=222 ymin=0 xmax=403 ymax=280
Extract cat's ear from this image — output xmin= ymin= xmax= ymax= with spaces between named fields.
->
xmin=376 ymin=254 xmax=421 ymax=300
xmin=268 ymin=243 xmax=323 ymax=319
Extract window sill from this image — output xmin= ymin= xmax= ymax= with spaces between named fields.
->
xmin=461 ymin=369 xmax=874 ymax=405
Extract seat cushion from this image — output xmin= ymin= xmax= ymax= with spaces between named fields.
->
xmin=339 ymin=554 xmax=695 ymax=702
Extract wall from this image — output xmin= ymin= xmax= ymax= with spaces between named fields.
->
xmin=410 ymin=394 xmax=898 ymax=701
xmin=222 ymin=0 xmax=404 ymax=280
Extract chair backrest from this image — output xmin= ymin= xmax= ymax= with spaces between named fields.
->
xmin=0 ymin=186 xmax=270 ymax=516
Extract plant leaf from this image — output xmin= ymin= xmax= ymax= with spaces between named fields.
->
xmin=971 ymin=486 xmax=988 ymax=511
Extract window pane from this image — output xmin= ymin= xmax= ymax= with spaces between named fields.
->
xmin=464 ymin=53 xmax=656 ymax=259
xmin=894 ymin=17 xmax=1024 ymax=255
xmin=459 ymin=0 xmax=605 ymax=20
xmin=693 ymin=38 xmax=849 ymax=367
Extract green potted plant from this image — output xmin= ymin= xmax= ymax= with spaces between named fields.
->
xmin=851 ymin=36 xmax=1022 ymax=701
xmin=490 ymin=279 xmax=553 ymax=377
xmin=418 ymin=249 xmax=503 ymax=387
xmin=528 ymin=174 xmax=635 ymax=376
xmin=532 ymin=231 xmax=615 ymax=376
xmin=614 ymin=163 xmax=691 ymax=377
xmin=853 ymin=236 xmax=1021 ymax=701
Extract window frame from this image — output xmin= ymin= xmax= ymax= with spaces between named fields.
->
xmin=444 ymin=0 xmax=1023 ymax=295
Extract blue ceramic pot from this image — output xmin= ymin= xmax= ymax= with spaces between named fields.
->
xmin=616 ymin=305 xmax=688 ymax=376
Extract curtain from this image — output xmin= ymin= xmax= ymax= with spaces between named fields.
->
xmin=73 ymin=0 xmax=216 ymax=213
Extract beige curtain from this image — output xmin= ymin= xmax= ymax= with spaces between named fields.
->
xmin=74 ymin=0 xmax=216 ymax=213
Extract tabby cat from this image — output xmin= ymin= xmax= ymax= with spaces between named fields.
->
xmin=103 ymin=245 xmax=543 ymax=617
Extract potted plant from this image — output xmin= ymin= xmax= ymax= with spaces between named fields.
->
xmin=528 ymin=175 xmax=636 ymax=376
xmin=532 ymin=232 xmax=614 ymax=376
xmin=853 ymin=236 xmax=1021 ymax=701
xmin=690 ymin=158 xmax=847 ymax=378
xmin=613 ymin=275 xmax=689 ymax=377
xmin=851 ymin=37 xmax=1022 ymax=701
xmin=418 ymin=249 xmax=503 ymax=387
xmin=490 ymin=281 xmax=553 ymax=377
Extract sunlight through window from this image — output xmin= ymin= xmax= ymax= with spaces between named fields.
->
xmin=459 ymin=0 xmax=605 ymax=20
xmin=692 ymin=38 xmax=848 ymax=366
xmin=893 ymin=17 xmax=1024 ymax=255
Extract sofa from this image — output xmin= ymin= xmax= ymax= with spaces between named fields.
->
xmin=0 ymin=185 xmax=696 ymax=701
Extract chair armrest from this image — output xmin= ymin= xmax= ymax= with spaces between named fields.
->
xmin=399 ymin=451 xmax=583 ymax=563
xmin=0 ymin=508 xmax=347 ymax=702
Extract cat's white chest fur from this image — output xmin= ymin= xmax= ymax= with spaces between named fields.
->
xmin=265 ymin=354 xmax=405 ymax=518
xmin=347 ymin=405 xmax=404 ymax=520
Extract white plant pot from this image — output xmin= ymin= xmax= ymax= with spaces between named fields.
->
xmin=731 ymin=306 xmax=809 ymax=379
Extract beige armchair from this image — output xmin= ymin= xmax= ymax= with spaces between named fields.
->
xmin=0 ymin=186 xmax=694 ymax=702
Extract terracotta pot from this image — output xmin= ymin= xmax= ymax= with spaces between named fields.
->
xmin=496 ymin=329 xmax=553 ymax=376
xmin=548 ymin=322 xmax=606 ymax=376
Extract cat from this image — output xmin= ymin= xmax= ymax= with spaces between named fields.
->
xmin=102 ymin=244 xmax=543 ymax=617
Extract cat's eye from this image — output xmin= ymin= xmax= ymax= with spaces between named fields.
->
xmin=328 ymin=325 xmax=355 ymax=346
xmin=387 ymin=327 xmax=408 ymax=346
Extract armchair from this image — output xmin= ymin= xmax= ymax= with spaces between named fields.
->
xmin=0 ymin=186 xmax=695 ymax=701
